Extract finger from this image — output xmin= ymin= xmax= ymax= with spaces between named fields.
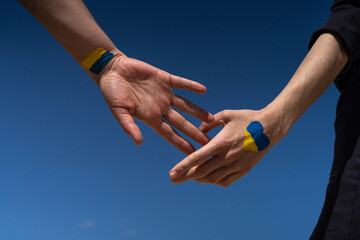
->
xmin=216 ymin=172 xmax=244 ymax=188
xmin=112 ymin=108 xmax=143 ymax=145
xmin=152 ymin=120 xmax=196 ymax=155
xmin=170 ymin=74 xmax=207 ymax=94
xmin=169 ymin=137 xmax=222 ymax=179
xmin=171 ymin=154 xmax=225 ymax=184
xmin=195 ymin=166 xmax=237 ymax=185
xmin=192 ymin=155 xmax=227 ymax=179
xmin=199 ymin=111 xmax=229 ymax=134
xmin=172 ymin=95 xmax=215 ymax=123
xmin=164 ymin=109 xmax=210 ymax=145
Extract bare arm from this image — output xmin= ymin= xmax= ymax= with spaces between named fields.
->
xmin=169 ymin=33 xmax=348 ymax=186
xmin=18 ymin=0 xmax=214 ymax=153
xmin=18 ymin=0 xmax=120 ymax=84
xmin=267 ymin=33 xmax=348 ymax=136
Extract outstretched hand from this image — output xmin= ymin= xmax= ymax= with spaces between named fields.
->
xmin=169 ymin=109 xmax=285 ymax=187
xmin=99 ymin=55 xmax=214 ymax=154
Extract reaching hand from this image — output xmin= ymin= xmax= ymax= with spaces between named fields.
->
xmin=99 ymin=55 xmax=214 ymax=154
xmin=169 ymin=109 xmax=285 ymax=187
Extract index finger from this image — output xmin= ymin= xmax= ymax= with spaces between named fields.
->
xmin=169 ymin=138 xmax=221 ymax=179
xmin=170 ymin=74 xmax=207 ymax=94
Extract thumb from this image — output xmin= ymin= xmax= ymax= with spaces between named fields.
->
xmin=112 ymin=108 xmax=143 ymax=145
xmin=199 ymin=110 xmax=229 ymax=134
xmin=169 ymin=134 xmax=223 ymax=179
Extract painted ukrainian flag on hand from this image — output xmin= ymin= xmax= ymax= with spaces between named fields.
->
xmin=243 ymin=121 xmax=270 ymax=152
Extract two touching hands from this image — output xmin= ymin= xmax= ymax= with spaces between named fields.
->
xmin=99 ymin=54 xmax=286 ymax=187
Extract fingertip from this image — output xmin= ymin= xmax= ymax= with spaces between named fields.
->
xmin=198 ymin=122 xmax=207 ymax=132
xmin=195 ymin=111 xmax=214 ymax=125
xmin=208 ymin=114 xmax=216 ymax=122
xmin=129 ymin=127 xmax=143 ymax=146
xmin=177 ymin=142 xmax=196 ymax=155
xmin=192 ymin=82 xmax=207 ymax=94
xmin=197 ymin=85 xmax=207 ymax=94
xmin=133 ymin=136 xmax=143 ymax=146
xmin=193 ymin=130 xmax=211 ymax=146
xmin=199 ymin=135 xmax=211 ymax=146
xmin=169 ymin=170 xmax=179 ymax=179
xmin=185 ymin=144 xmax=196 ymax=155
xmin=203 ymin=113 xmax=215 ymax=124
xmin=115 ymin=110 xmax=144 ymax=146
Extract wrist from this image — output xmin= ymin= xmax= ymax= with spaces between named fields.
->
xmin=259 ymin=102 xmax=291 ymax=147
xmin=88 ymin=48 xmax=125 ymax=86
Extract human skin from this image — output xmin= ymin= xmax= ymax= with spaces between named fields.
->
xmin=17 ymin=0 xmax=214 ymax=154
xmin=169 ymin=33 xmax=349 ymax=186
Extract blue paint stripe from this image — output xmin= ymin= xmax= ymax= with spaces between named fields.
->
xmin=90 ymin=51 xmax=115 ymax=74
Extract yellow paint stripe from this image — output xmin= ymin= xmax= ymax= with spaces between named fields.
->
xmin=81 ymin=48 xmax=107 ymax=70
xmin=243 ymin=130 xmax=258 ymax=152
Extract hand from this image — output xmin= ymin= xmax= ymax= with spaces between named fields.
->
xmin=169 ymin=109 xmax=286 ymax=187
xmin=99 ymin=54 xmax=214 ymax=154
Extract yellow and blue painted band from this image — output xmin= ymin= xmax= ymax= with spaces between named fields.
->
xmin=243 ymin=121 xmax=269 ymax=152
xmin=81 ymin=48 xmax=107 ymax=69
xmin=89 ymin=52 xmax=114 ymax=74
xmin=81 ymin=48 xmax=114 ymax=75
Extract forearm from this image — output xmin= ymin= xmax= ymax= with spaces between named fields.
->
xmin=18 ymin=0 xmax=216 ymax=152
xmin=265 ymin=33 xmax=348 ymax=137
xmin=17 ymin=0 xmax=123 ymax=84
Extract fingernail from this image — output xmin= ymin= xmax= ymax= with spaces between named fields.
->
xmin=170 ymin=171 xmax=179 ymax=179
xmin=199 ymin=135 xmax=210 ymax=144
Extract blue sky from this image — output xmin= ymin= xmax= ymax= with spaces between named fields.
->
xmin=1 ymin=0 xmax=338 ymax=239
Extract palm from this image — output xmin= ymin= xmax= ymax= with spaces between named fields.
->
xmin=99 ymin=56 xmax=214 ymax=154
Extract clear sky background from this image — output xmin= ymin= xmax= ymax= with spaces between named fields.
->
xmin=1 ymin=0 xmax=339 ymax=239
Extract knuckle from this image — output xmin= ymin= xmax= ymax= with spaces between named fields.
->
xmin=217 ymin=138 xmax=232 ymax=150
xmin=222 ymin=109 xmax=229 ymax=117
xmin=215 ymin=133 xmax=231 ymax=146
xmin=206 ymin=175 xmax=218 ymax=184
xmin=175 ymin=166 xmax=185 ymax=175
xmin=184 ymin=122 xmax=201 ymax=141
xmin=206 ymin=147 xmax=217 ymax=157
xmin=181 ymin=120 xmax=189 ymax=130
xmin=192 ymin=152 xmax=202 ymax=165
xmin=160 ymin=95 xmax=171 ymax=106
xmin=190 ymin=129 xmax=201 ymax=140
xmin=168 ymin=131 xmax=177 ymax=142
xmin=112 ymin=106 xmax=128 ymax=116
xmin=222 ymin=109 xmax=232 ymax=119
xmin=226 ymin=152 xmax=238 ymax=163
xmin=145 ymin=111 xmax=161 ymax=123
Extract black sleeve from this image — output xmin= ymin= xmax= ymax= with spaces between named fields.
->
xmin=308 ymin=0 xmax=360 ymax=89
